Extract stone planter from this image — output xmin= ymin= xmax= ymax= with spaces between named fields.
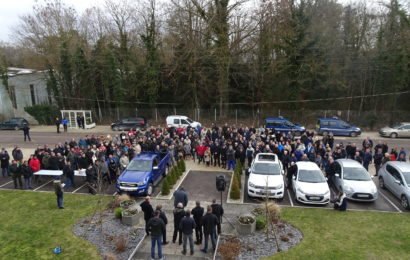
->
xmin=120 ymin=200 xmax=136 ymax=210
xmin=122 ymin=210 xmax=139 ymax=226
xmin=236 ymin=215 xmax=256 ymax=235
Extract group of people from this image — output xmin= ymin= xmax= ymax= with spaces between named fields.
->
xmin=142 ymin=188 xmax=223 ymax=259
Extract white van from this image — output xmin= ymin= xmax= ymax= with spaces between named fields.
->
xmin=166 ymin=115 xmax=201 ymax=128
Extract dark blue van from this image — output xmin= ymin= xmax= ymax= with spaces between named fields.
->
xmin=315 ymin=117 xmax=361 ymax=137
xmin=264 ymin=116 xmax=306 ymax=136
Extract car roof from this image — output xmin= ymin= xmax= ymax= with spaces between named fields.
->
xmin=167 ymin=115 xmax=188 ymax=118
xmin=265 ymin=116 xmax=289 ymax=121
xmin=296 ymin=161 xmax=320 ymax=170
xmin=255 ymin=153 xmax=278 ymax=163
xmin=318 ymin=117 xmax=343 ymax=121
xmin=132 ymin=153 xmax=157 ymax=161
xmin=387 ymin=161 xmax=410 ymax=172
xmin=336 ymin=159 xmax=363 ymax=168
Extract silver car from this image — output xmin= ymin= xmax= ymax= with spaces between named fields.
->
xmin=333 ymin=159 xmax=378 ymax=201
xmin=379 ymin=123 xmax=410 ymax=138
xmin=379 ymin=161 xmax=410 ymax=210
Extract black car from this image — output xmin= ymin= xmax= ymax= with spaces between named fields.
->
xmin=0 ymin=118 xmax=29 ymax=130
xmin=111 ymin=117 xmax=147 ymax=131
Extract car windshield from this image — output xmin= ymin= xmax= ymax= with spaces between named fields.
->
xmin=186 ymin=118 xmax=194 ymax=123
xmin=343 ymin=167 xmax=371 ymax=181
xmin=285 ymin=121 xmax=295 ymax=127
xmin=253 ymin=163 xmax=281 ymax=175
xmin=403 ymin=172 xmax=410 ymax=187
xmin=126 ymin=160 xmax=152 ymax=172
xmin=298 ymin=170 xmax=326 ymax=183
xmin=390 ymin=123 xmax=402 ymax=129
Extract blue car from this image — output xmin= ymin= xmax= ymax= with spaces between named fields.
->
xmin=117 ymin=152 xmax=170 ymax=196
xmin=315 ymin=117 xmax=361 ymax=137
xmin=264 ymin=116 xmax=306 ymax=136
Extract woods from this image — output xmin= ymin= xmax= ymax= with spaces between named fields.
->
xmin=0 ymin=0 xmax=409 ymax=116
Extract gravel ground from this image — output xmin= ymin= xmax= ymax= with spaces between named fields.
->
xmin=72 ymin=210 xmax=145 ymax=259
xmin=217 ymin=221 xmax=303 ymax=260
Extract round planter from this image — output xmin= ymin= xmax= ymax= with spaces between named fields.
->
xmin=236 ymin=215 xmax=256 ymax=235
xmin=121 ymin=210 xmax=139 ymax=226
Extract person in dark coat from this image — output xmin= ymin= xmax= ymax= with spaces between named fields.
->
xmin=22 ymin=123 xmax=31 ymax=142
xmin=156 ymin=204 xmax=169 ymax=245
xmin=78 ymin=153 xmax=89 ymax=169
xmin=325 ymin=157 xmax=336 ymax=186
xmin=373 ymin=148 xmax=383 ymax=176
xmin=53 ymin=178 xmax=64 ymax=209
xmin=173 ymin=187 xmax=188 ymax=208
xmin=287 ymin=162 xmax=297 ymax=188
xmin=146 ymin=210 xmax=166 ymax=260
xmin=63 ymin=161 xmax=75 ymax=191
xmin=9 ymin=160 xmax=22 ymax=189
xmin=200 ymin=206 xmax=219 ymax=253
xmin=363 ymin=148 xmax=372 ymax=171
xmin=211 ymin=199 xmax=224 ymax=235
xmin=173 ymin=202 xmax=185 ymax=245
xmin=0 ymin=148 xmax=10 ymax=177
xmin=55 ymin=117 xmax=61 ymax=133
xmin=48 ymin=152 xmax=59 ymax=170
xmin=179 ymin=209 xmax=196 ymax=256
xmin=140 ymin=196 xmax=154 ymax=235
xmin=191 ymin=201 xmax=204 ymax=245
xmin=12 ymin=146 xmax=23 ymax=164
xmin=21 ymin=160 xmax=33 ymax=190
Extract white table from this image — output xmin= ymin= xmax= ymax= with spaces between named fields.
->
xmin=34 ymin=170 xmax=63 ymax=176
xmin=74 ymin=169 xmax=87 ymax=177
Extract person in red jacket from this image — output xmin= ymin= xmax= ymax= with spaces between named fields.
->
xmin=196 ymin=142 xmax=206 ymax=164
xmin=29 ymin=155 xmax=41 ymax=173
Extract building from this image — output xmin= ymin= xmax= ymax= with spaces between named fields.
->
xmin=0 ymin=67 xmax=51 ymax=122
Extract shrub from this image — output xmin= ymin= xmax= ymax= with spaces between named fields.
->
xmin=235 ymin=171 xmax=241 ymax=189
xmin=176 ymin=166 xmax=183 ymax=177
xmin=24 ymin=104 xmax=59 ymax=125
xmin=180 ymin=159 xmax=186 ymax=172
xmin=161 ymin=177 xmax=170 ymax=196
xmin=115 ymin=235 xmax=128 ymax=252
xmin=267 ymin=202 xmax=281 ymax=218
xmin=256 ymin=215 xmax=266 ymax=230
xmin=230 ymin=176 xmax=240 ymax=200
xmin=170 ymin=169 xmax=177 ymax=185
xmin=114 ymin=208 xmax=123 ymax=219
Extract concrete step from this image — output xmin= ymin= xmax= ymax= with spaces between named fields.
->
xmin=133 ymin=251 xmax=211 ymax=260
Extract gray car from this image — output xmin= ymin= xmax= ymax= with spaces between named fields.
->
xmin=379 ymin=123 xmax=410 ymax=138
xmin=378 ymin=161 xmax=410 ymax=210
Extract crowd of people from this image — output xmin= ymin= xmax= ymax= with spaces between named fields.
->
xmin=0 ymin=123 xmax=408 ymax=192
xmin=143 ymin=187 xmax=223 ymax=259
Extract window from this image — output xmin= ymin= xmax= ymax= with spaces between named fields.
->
xmin=174 ymin=119 xmax=180 ymax=124
xmin=181 ymin=119 xmax=189 ymax=125
xmin=329 ymin=121 xmax=338 ymax=127
xmin=321 ymin=121 xmax=330 ymax=127
xmin=386 ymin=165 xmax=401 ymax=180
xmin=403 ymin=125 xmax=410 ymax=130
xmin=30 ymin=84 xmax=36 ymax=105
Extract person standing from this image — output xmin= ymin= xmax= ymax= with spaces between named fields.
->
xmin=76 ymin=115 xmax=82 ymax=129
xmin=333 ymin=191 xmax=347 ymax=211
xmin=173 ymin=187 xmax=188 ymax=208
xmin=12 ymin=146 xmax=23 ymax=164
xmin=200 ymin=206 xmax=219 ymax=254
xmin=146 ymin=210 xmax=166 ymax=260
xmin=140 ymin=196 xmax=154 ymax=235
xmin=55 ymin=117 xmax=61 ymax=134
xmin=62 ymin=118 xmax=68 ymax=132
xmin=173 ymin=202 xmax=185 ymax=245
xmin=373 ymin=148 xmax=383 ymax=176
xmin=179 ymin=209 xmax=196 ymax=256
xmin=80 ymin=115 xmax=85 ymax=129
xmin=22 ymin=123 xmax=31 ymax=141
xmin=192 ymin=201 xmax=204 ymax=245
xmin=156 ymin=204 xmax=169 ymax=245
xmin=54 ymin=178 xmax=64 ymax=209
xmin=21 ymin=160 xmax=33 ymax=190
xmin=0 ymin=148 xmax=10 ymax=177
xmin=226 ymin=145 xmax=236 ymax=170
xmin=9 ymin=160 xmax=22 ymax=189
xmin=211 ymin=199 xmax=224 ymax=235
xmin=29 ymin=155 xmax=41 ymax=174
xmin=63 ymin=160 xmax=75 ymax=191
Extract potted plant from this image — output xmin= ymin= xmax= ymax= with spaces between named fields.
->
xmin=236 ymin=214 xmax=256 ymax=235
xmin=122 ymin=208 xmax=139 ymax=226
xmin=120 ymin=199 xmax=136 ymax=210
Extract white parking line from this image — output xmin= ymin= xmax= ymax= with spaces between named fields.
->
xmin=0 ymin=181 xmax=13 ymax=188
xmin=287 ymin=189 xmax=294 ymax=207
xmin=33 ymin=180 xmax=53 ymax=191
xmin=379 ymin=191 xmax=402 ymax=213
xmin=112 ymin=191 xmax=117 ymax=196
xmin=72 ymin=183 xmax=87 ymax=193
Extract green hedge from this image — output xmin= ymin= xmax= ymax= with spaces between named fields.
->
xmin=24 ymin=104 xmax=59 ymax=125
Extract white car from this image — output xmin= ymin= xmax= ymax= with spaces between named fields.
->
xmin=247 ymin=153 xmax=285 ymax=199
xmin=333 ymin=159 xmax=378 ymax=201
xmin=293 ymin=162 xmax=330 ymax=205
xmin=166 ymin=115 xmax=201 ymax=128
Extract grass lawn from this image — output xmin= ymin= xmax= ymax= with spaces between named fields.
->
xmin=0 ymin=190 xmax=112 ymax=260
xmin=268 ymin=208 xmax=410 ymax=260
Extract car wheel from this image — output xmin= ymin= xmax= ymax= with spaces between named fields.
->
xmin=379 ymin=177 xmax=386 ymax=189
xmin=14 ymin=126 xmax=19 ymax=131
xmin=113 ymin=126 xmax=119 ymax=131
xmin=350 ymin=132 xmax=358 ymax=137
xmin=147 ymin=183 xmax=154 ymax=196
xmin=390 ymin=133 xmax=398 ymax=138
xmin=401 ymin=195 xmax=410 ymax=210
xmin=322 ymin=131 xmax=328 ymax=136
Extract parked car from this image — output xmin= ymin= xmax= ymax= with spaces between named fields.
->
xmin=247 ymin=153 xmax=285 ymax=199
xmin=166 ymin=115 xmax=201 ymax=128
xmin=333 ymin=159 xmax=378 ymax=202
xmin=379 ymin=122 xmax=410 ymax=138
xmin=315 ymin=117 xmax=361 ymax=137
xmin=111 ymin=117 xmax=147 ymax=131
xmin=292 ymin=161 xmax=330 ymax=205
xmin=0 ymin=117 xmax=29 ymax=130
xmin=379 ymin=161 xmax=410 ymax=210
xmin=116 ymin=152 xmax=170 ymax=196
xmin=264 ymin=116 xmax=306 ymax=136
